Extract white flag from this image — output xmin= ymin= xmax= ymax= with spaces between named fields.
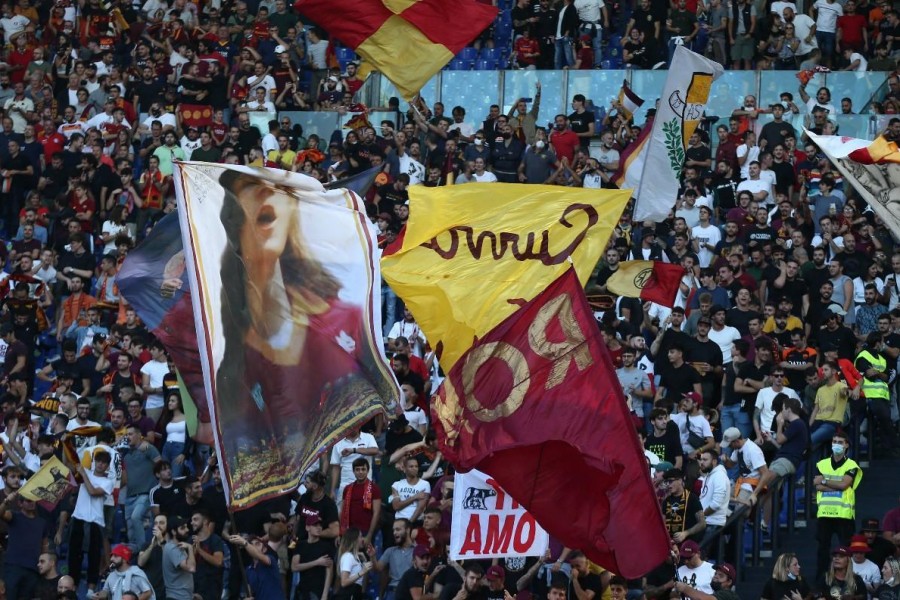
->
xmin=805 ymin=130 xmax=900 ymax=241
xmin=450 ymin=469 xmax=549 ymax=560
xmin=632 ymin=46 xmax=723 ymax=222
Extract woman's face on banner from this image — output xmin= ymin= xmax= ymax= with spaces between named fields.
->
xmin=232 ymin=178 xmax=296 ymax=263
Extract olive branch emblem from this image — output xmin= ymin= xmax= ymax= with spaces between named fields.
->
xmin=662 ymin=118 xmax=684 ymax=178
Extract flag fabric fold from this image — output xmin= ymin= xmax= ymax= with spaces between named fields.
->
xmin=380 ymin=183 xmax=630 ymax=371
xmin=606 ymin=260 xmax=685 ymax=307
xmin=431 ymin=269 xmax=669 ymax=577
xmin=173 ymin=163 xmax=399 ymax=508
xmin=806 ymin=131 xmax=900 ymax=240
xmin=617 ymin=80 xmax=644 ymax=121
xmin=631 ymin=46 xmax=723 ymax=221
xmin=293 ymin=0 xmax=497 ymax=99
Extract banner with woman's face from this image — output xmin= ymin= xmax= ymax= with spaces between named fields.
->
xmin=174 ymin=163 xmax=399 ymax=508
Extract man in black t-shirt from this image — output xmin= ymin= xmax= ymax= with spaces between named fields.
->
xmin=291 ymin=515 xmax=334 ymax=600
xmin=656 ymin=343 xmax=702 ymax=411
xmin=661 ymin=469 xmax=706 ymax=544
xmin=645 ymin=408 xmax=684 ymax=470
xmin=485 ymin=565 xmax=508 ymax=600
xmin=567 ymin=94 xmax=594 ymax=151
xmin=395 ymin=545 xmax=433 ymax=600
xmin=295 ymin=470 xmax=340 ymax=542
xmin=569 ymin=551 xmax=605 ymax=600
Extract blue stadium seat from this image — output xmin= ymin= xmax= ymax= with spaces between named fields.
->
xmin=448 ymin=58 xmax=470 ymax=70
xmin=474 ymin=58 xmax=499 ymax=70
xmin=607 ymin=34 xmax=622 ymax=51
xmin=480 ymin=47 xmax=502 ymax=61
xmin=336 ymin=47 xmax=357 ymax=62
xmin=604 ymin=56 xmax=624 ymax=69
xmin=457 ymin=47 xmax=479 ymax=63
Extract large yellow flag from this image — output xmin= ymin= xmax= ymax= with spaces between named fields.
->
xmin=381 ymin=183 xmax=630 ymax=370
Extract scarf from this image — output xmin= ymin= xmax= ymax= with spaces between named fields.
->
xmin=340 ymin=479 xmax=373 ymax=533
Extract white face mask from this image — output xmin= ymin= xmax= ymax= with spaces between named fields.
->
xmin=474 ymin=138 xmax=483 ymax=146
xmin=535 ymin=140 xmax=545 ymax=149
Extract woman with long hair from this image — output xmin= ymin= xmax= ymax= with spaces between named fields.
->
xmin=155 ymin=391 xmax=193 ymax=477
xmin=213 ymin=170 xmax=392 ymax=503
xmin=336 ymin=527 xmax=375 ymax=600
xmin=875 ymin=558 xmax=900 ymax=600
xmin=814 ymin=547 xmax=867 ymax=600
xmin=762 ymin=552 xmax=811 ymax=600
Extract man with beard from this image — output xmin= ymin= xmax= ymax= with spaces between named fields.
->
xmin=162 ymin=516 xmax=196 ymax=600
xmin=189 ymin=510 xmax=224 ymax=600
xmin=439 ymin=563 xmax=487 ymax=600
xmin=92 ymin=545 xmax=155 ymax=600
xmin=376 ymin=519 xmax=414 ymax=600
xmin=804 ymin=246 xmax=832 ymax=297
xmin=697 ymin=451 xmax=731 ymax=552
xmin=395 ymin=545 xmax=434 ymax=600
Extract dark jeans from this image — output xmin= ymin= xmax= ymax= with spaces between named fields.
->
xmin=68 ymin=518 xmax=104 ymax=586
xmin=3 ymin=563 xmax=39 ymax=600
xmin=816 ymin=517 xmax=855 ymax=578
xmin=870 ymin=400 xmax=899 ymax=450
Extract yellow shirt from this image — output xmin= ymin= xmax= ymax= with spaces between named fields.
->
xmin=815 ymin=381 xmax=848 ymax=423
xmin=267 ymin=149 xmax=297 ymax=170
xmin=763 ymin=315 xmax=803 ymax=333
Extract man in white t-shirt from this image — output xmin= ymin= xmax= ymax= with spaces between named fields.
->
xmin=140 ymin=342 xmax=170 ymax=422
xmin=390 ymin=456 xmax=430 ymax=521
xmin=784 ymin=7 xmax=817 ymax=57
xmin=675 ymin=540 xmax=716 ymax=594
xmin=842 ymin=48 xmax=867 ymax=72
xmin=721 ymin=427 xmax=769 ymax=502
xmin=692 ymin=206 xmax=721 ymax=268
xmin=329 ymin=428 xmax=379 ymax=504
xmin=753 ymin=368 xmax=799 ymax=441
xmin=737 ymin=162 xmax=773 ymax=206
xmin=70 ymin=453 xmax=115 ymax=591
xmin=736 ymin=131 xmax=759 ymax=180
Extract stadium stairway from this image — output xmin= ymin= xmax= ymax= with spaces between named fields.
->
xmin=740 ymin=457 xmax=900 ymax=598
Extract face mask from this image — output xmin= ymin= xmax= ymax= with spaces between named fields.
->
xmin=535 ymin=140 xmax=545 ymax=149
xmin=831 ymin=443 xmax=845 ymax=456
xmin=711 ymin=582 xmax=722 ymax=592
xmin=787 ymin=573 xmax=798 ymax=581
xmin=474 ymin=139 xmax=483 ymax=146
xmin=555 ymin=124 xmax=564 ymax=131
xmin=501 ymin=131 xmax=511 ymax=139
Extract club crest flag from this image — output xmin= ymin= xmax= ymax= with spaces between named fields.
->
xmin=380 ymin=183 xmax=630 ymax=371
xmin=174 ymin=163 xmax=400 ymax=509
xmin=806 ymin=131 xmax=900 ymax=240
xmin=20 ymin=456 xmax=75 ymax=511
xmin=450 ymin=469 xmax=549 ymax=560
xmin=631 ymin=46 xmax=723 ymax=222
xmin=606 ymin=261 xmax=685 ymax=307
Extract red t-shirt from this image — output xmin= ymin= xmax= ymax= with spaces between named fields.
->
xmin=515 ymin=37 xmax=540 ymax=65
xmin=550 ymin=129 xmax=580 ymax=164
xmin=39 ymin=132 xmax=66 ymax=163
xmin=343 ymin=480 xmax=382 ymax=533
xmin=836 ymin=14 xmax=867 ymax=47
xmin=71 ymin=195 xmax=96 ymax=232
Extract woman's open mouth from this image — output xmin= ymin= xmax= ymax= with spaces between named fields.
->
xmin=257 ymin=205 xmax=276 ymax=227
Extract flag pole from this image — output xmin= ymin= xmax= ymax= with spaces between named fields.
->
xmin=228 ymin=509 xmax=254 ymax=599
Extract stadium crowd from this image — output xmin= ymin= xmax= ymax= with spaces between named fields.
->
xmin=0 ymin=0 xmax=899 ymax=599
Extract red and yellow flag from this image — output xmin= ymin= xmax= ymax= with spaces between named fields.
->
xmin=293 ymin=0 xmax=497 ymax=99
xmin=432 ymin=269 xmax=670 ymax=577
xmin=606 ymin=260 xmax=685 ymax=307
xmin=380 ymin=184 xmax=630 ymax=371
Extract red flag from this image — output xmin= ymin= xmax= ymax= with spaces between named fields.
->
xmin=432 ymin=269 xmax=669 ymax=577
xmin=178 ymin=104 xmax=214 ymax=129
